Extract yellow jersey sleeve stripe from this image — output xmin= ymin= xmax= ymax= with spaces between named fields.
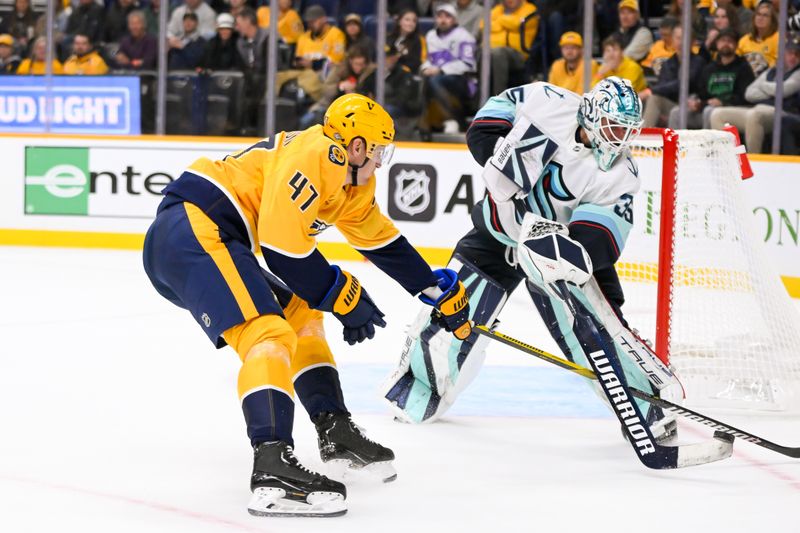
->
xmin=184 ymin=168 xmax=258 ymax=252
xmin=184 ymin=202 xmax=260 ymax=320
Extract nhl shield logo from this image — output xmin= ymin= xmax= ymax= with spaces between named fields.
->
xmin=388 ymin=164 xmax=436 ymax=221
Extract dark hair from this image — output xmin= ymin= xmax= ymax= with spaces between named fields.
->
xmin=183 ymin=12 xmax=198 ymax=22
xmin=713 ymin=5 xmax=740 ymax=36
xmin=73 ymin=32 xmax=92 ymax=43
xmin=602 ymin=34 xmax=624 ymax=50
xmin=346 ymin=44 xmax=369 ymax=60
xmin=236 ymin=7 xmax=258 ymax=27
xmin=389 ymin=9 xmax=419 ymax=40
xmin=659 ymin=16 xmax=679 ymax=30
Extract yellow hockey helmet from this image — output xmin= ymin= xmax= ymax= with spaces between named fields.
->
xmin=323 ymin=94 xmax=395 ymax=165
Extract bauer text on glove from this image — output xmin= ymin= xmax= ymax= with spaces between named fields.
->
xmin=317 ymin=266 xmax=386 ymax=345
xmin=419 ymin=268 xmax=472 ymax=340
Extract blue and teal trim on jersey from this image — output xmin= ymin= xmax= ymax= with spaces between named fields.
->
xmin=527 ymin=162 xmax=574 ymax=221
xmin=569 ymin=204 xmax=632 ymax=257
xmin=474 ymin=90 xmax=518 ymax=123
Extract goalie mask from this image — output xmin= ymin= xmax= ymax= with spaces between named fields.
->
xmin=577 ymin=76 xmax=643 ymax=171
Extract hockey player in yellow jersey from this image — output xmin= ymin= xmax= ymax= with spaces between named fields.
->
xmin=142 ymin=94 xmax=471 ymax=517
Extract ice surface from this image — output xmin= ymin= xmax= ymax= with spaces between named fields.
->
xmin=1 ymin=247 xmax=798 ymax=533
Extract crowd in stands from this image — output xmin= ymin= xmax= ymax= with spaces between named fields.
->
xmin=0 ymin=0 xmax=798 ymax=152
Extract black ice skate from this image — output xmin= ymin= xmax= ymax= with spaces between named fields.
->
xmin=314 ymin=412 xmax=397 ymax=483
xmin=247 ymin=441 xmax=346 ymax=517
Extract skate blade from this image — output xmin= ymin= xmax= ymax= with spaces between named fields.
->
xmin=247 ymin=487 xmax=346 ymax=517
xmin=326 ymin=458 xmax=397 ymax=483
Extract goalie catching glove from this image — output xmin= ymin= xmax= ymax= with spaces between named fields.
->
xmin=318 ymin=266 xmax=386 ymax=345
xmin=517 ymin=213 xmax=593 ymax=287
xmin=419 ymin=268 xmax=472 ymax=340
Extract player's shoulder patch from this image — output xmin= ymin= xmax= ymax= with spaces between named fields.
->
xmin=328 ymin=144 xmax=346 ymax=166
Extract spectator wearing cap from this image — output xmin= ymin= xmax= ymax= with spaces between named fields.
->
xmin=168 ymin=12 xmax=206 ymax=69
xmin=484 ymin=0 xmax=538 ymax=94
xmin=256 ymin=0 xmax=303 ymax=44
xmin=294 ymin=4 xmax=346 ymax=71
xmin=0 ymin=0 xmax=36 ymax=49
xmin=343 ymin=14 xmax=375 ymax=60
xmin=104 ymin=0 xmax=138 ymax=44
xmin=667 ymin=28 xmax=753 ymax=129
xmin=548 ymin=31 xmax=598 ymax=94
xmin=419 ymin=2 xmax=477 ymax=137
xmin=612 ymin=0 xmax=653 ymax=62
xmin=15 ymin=36 xmax=63 ymax=74
xmin=168 ymin=0 xmax=217 ymax=41
xmin=116 ymin=10 xmax=157 ymax=70
xmin=642 ymin=16 xmax=679 ymax=76
xmin=640 ymin=25 xmax=706 ymax=127
xmin=63 ymin=33 xmax=109 ymax=75
xmin=711 ymin=38 xmax=800 ymax=154
xmin=593 ymin=35 xmax=647 ymax=92
xmin=705 ymin=4 xmax=740 ymax=56
xmin=66 ymin=0 xmax=105 ymax=45
xmin=202 ymin=13 xmax=242 ymax=71
xmin=737 ymin=0 xmax=779 ymax=77
xmin=272 ymin=5 xmax=344 ymax=104
xmin=0 ymin=34 xmax=21 ymax=74
xmin=455 ymin=0 xmax=483 ymax=38
xmin=387 ymin=9 xmax=427 ymax=74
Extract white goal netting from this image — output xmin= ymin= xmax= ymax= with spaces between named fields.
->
xmin=618 ymin=129 xmax=800 ymax=411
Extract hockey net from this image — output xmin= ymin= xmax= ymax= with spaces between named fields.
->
xmin=618 ymin=128 xmax=800 ymax=411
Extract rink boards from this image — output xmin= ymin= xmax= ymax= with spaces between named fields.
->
xmin=0 ymin=133 xmax=798 ymax=297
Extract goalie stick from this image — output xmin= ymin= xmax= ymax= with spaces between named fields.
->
xmin=473 ymin=317 xmax=800 ymax=460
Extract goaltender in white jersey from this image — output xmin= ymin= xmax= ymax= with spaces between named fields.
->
xmin=383 ymin=77 xmax=682 ymax=444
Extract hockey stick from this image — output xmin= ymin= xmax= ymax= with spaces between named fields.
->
xmin=473 ymin=318 xmax=800 ymax=460
xmin=547 ymin=281 xmax=734 ymax=469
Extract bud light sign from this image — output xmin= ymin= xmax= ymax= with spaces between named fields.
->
xmin=0 ymin=76 xmax=140 ymax=135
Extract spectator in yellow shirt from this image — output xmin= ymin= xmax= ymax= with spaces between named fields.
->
xmin=642 ymin=16 xmax=678 ymax=76
xmin=275 ymin=5 xmax=345 ymax=104
xmin=256 ymin=0 xmax=303 ymax=45
xmin=63 ymin=33 xmax=109 ymax=75
xmin=15 ymin=36 xmax=63 ymax=74
xmin=593 ymin=35 xmax=647 ymax=92
xmin=486 ymin=0 xmax=538 ymax=94
xmin=737 ymin=1 xmax=778 ymax=77
xmin=547 ymin=31 xmax=598 ymax=94
xmin=294 ymin=4 xmax=346 ymax=69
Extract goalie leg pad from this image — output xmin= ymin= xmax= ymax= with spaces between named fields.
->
xmin=526 ymin=279 xmax=678 ymax=432
xmin=383 ymin=254 xmax=508 ymax=423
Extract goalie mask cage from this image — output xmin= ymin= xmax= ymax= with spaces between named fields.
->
xmin=618 ymin=128 xmax=800 ymax=411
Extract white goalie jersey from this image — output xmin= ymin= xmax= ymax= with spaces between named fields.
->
xmin=477 ymin=82 xmax=640 ymax=257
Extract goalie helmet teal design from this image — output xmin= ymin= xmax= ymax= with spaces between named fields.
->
xmin=577 ymin=76 xmax=643 ymax=171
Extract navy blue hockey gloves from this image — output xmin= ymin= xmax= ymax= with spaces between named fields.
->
xmin=318 ymin=265 xmax=386 ymax=345
xmin=420 ymin=268 xmax=472 ymax=340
